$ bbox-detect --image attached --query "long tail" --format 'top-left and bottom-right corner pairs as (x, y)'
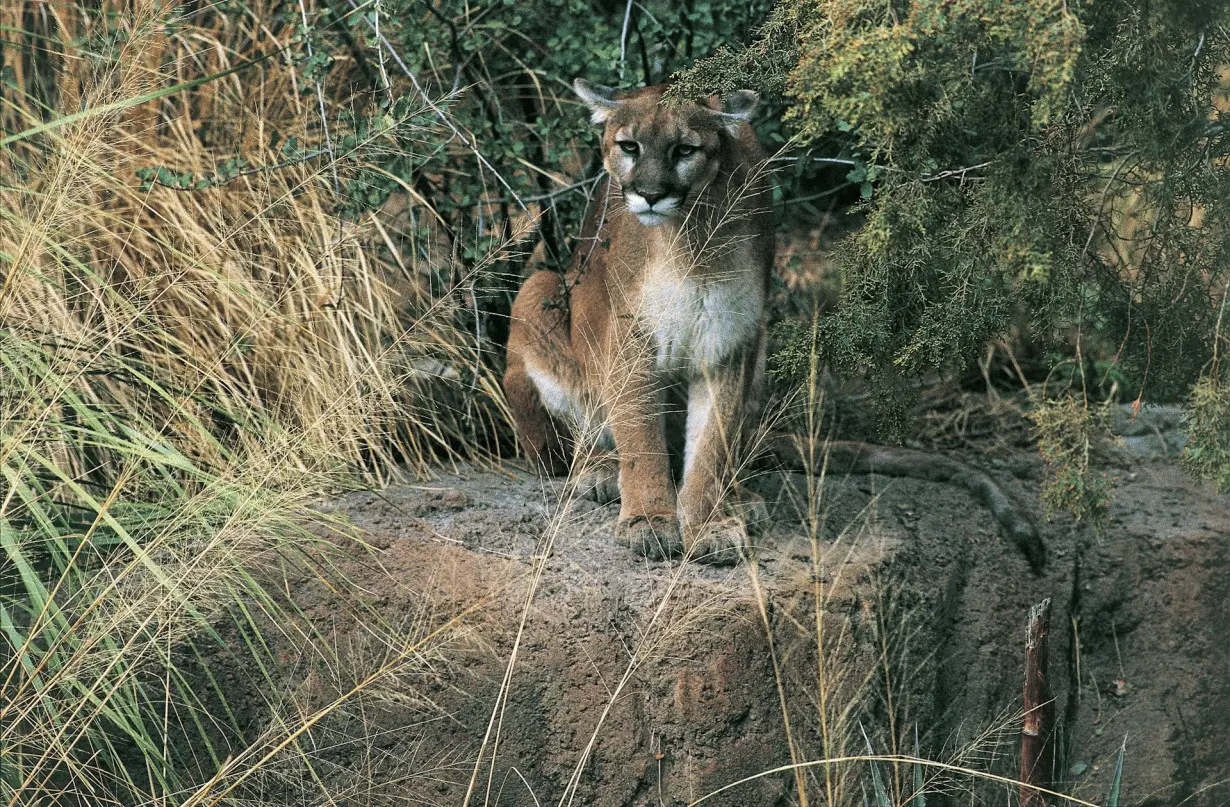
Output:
(769, 436), (1046, 573)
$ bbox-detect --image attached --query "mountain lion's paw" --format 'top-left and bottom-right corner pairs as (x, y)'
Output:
(616, 513), (682, 560)
(685, 516), (752, 566)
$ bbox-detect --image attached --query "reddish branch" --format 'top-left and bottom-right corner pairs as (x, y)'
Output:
(1021, 598), (1055, 807)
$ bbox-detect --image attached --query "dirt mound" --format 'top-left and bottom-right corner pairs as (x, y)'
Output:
(196, 425), (1230, 807)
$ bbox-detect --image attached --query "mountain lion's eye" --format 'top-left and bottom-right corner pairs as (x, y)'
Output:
(617, 141), (639, 155)
(675, 144), (698, 159)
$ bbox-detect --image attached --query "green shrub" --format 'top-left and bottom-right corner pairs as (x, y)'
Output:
(1183, 376), (1230, 492)
(675, 0), (1230, 492)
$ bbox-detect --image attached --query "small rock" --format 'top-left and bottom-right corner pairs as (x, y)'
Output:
(437, 488), (471, 509)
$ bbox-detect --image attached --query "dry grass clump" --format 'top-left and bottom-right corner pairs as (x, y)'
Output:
(1, 1), (494, 802)
(2, 0), (499, 486)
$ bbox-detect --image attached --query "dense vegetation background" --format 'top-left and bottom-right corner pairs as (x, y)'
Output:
(673, 0), (1230, 514)
(1, 0), (1227, 803)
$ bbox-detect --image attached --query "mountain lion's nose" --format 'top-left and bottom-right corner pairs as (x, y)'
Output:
(638, 190), (666, 206)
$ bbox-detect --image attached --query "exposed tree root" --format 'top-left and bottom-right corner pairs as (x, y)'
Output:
(768, 436), (1046, 573)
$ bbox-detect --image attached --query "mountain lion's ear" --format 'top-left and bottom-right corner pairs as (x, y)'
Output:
(573, 78), (622, 125)
(713, 90), (760, 134)
(722, 90), (759, 120)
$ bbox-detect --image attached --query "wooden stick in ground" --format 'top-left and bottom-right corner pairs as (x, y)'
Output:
(1021, 598), (1055, 807)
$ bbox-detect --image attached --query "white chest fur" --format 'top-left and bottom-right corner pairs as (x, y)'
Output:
(637, 250), (763, 376)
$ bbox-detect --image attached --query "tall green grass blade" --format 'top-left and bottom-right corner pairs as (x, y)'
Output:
(860, 722), (891, 807)
(1108, 735), (1127, 807)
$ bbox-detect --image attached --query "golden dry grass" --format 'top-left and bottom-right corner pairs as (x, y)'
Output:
(1, 1), (500, 802)
(1, 0), (505, 487)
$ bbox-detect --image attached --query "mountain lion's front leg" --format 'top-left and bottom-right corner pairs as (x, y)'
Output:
(678, 352), (758, 565)
(600, 331), (681, 560)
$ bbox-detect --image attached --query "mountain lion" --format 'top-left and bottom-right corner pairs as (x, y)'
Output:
(502, 79), (1046, 572)
(503, 79), (773, 564)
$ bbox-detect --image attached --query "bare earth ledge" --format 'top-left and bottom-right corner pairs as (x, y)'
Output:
(196, 438), (1230, 807)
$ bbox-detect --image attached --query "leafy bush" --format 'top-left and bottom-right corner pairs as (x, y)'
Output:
(676, 0), (1230, 486)
(1027, 397), (1113, 523)
(1183, 376), (1230, 492)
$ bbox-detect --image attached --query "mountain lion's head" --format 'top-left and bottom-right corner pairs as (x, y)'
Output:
(573, 80), (759, 227)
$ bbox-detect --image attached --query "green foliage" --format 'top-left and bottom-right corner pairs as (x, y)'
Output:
(679, 0), (1230, 493)
(1182, 376), (1230, 492)
(1027, 396), (1113, 524)
(136, 155), (251, 190)
(768, 316), (820, 385)
(786, 0), (1085, 148)
(667, 1), (803, 101)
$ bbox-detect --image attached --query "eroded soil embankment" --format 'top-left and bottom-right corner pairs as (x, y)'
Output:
(192, 436), (1230, 807)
